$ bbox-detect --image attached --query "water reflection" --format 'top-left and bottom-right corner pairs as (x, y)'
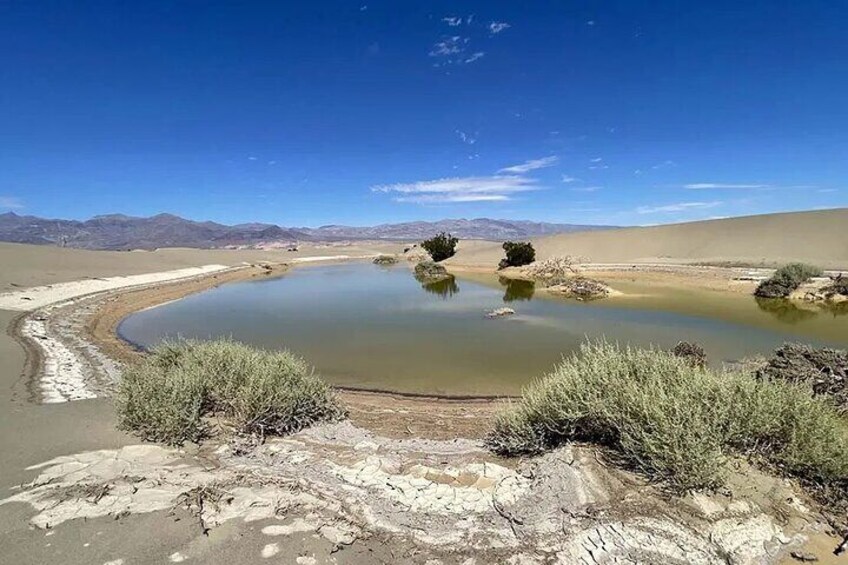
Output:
(755, 297), (848, 323)
(499, 277), (535, 302)
(822, 301), (848, 318)
(420, 276), (460, 298)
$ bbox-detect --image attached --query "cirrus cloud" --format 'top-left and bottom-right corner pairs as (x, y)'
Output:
(684, 183), (769, 190)
(636, 201), (723, 214)
(498, 156), (558, 174)
(372, 175), (539, 204)
(489, 21), (510, 34)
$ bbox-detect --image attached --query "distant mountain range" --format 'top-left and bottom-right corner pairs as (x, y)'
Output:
(0, 212), (616, 250)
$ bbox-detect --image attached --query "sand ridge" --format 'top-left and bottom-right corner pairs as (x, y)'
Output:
(447, 208), (848, 269)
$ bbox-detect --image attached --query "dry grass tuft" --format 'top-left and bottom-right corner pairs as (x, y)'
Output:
(487, 341), (848, 493)
(116, 339), (346, 445)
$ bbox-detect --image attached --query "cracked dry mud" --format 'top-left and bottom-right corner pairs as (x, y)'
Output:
(2, 420), (827, 564)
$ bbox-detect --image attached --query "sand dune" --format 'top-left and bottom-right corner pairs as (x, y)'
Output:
(448, 208), (848, 269)
(0, 241), (404, 292)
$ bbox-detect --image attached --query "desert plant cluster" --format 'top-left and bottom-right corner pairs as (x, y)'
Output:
(754, 262), (824, 298)
(756, 343), (847, 413)
(499, 241), (536, 269)
(821, 273), (848, 298)
(421, 232), (459, 262)
(116, 339), (346, 445)
(486, 341), (848, 494)
(520, 256), (580, 284)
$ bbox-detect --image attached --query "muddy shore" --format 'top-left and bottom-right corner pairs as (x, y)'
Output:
(16, 259), (501, 439)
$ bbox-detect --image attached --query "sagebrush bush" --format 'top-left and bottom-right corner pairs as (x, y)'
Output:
(754, 263), (824, 298)
(116, 339), (346, 445)
(421, 232), (459, 262)
(499, 241), (536, 269)
(486, 341), (848, 491)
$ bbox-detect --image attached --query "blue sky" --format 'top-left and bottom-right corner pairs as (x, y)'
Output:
(1, 1), (846, 227)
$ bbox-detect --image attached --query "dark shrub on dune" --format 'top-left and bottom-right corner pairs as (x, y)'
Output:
(499, 241), (536, 269)
(421, 232), (458, 262)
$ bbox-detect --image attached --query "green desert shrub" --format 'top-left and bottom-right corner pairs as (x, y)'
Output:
(486, 341), (848, 491)
(421, 232), (459, 262)
(754, 263), (824, 298)
(116, 339), (346, 445)
(499, 241), (536, 269)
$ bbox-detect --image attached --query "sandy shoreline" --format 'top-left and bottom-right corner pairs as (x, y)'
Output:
(7, 255), (784, 436)
(11, 257), (503, 438)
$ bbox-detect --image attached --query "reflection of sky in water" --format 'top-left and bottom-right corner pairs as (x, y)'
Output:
(119, 263), (848, 395)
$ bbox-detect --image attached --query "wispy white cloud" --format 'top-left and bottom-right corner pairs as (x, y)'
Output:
(561, 175), (579, 183)
(636, 201), (722, 214)
(650, 160), (677, 170)
(684, 183), (769, 190)
(489, 21), (510, 34)
(429, 36), (484, 65)
(0, 196), (24, 210)
(442, 16), (463, 26)
(430, 36), (466, 57)
(817, 188), (838, 193)
(590, 157), (603, 163)
(372, 175), (539, 204)
(455, 130), (478, 145)
(498, 156), (559, 174)
(571, 186), (602, 193)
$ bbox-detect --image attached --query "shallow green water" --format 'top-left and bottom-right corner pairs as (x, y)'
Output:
(118, 263), (848, 396)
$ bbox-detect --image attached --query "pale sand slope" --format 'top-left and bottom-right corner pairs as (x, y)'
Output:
(0, 240), (406, 291)
(446, 208), (848, 269)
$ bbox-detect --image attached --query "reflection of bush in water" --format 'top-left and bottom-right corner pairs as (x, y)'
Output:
(756, 297), (848, 323)
(820, 300), (848, 318)
(421, 276), (459, 298)
(755, 297), (818, 323)
(499, 277), (535, 302)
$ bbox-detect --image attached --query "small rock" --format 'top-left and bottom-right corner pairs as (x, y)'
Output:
(414, 261), (451, 282)
(790, 550), (818, 562)
(261, 543), (280, 558)
(486, 307), (515, 318)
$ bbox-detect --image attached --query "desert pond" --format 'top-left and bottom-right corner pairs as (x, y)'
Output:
(119, 263), (848, 396)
